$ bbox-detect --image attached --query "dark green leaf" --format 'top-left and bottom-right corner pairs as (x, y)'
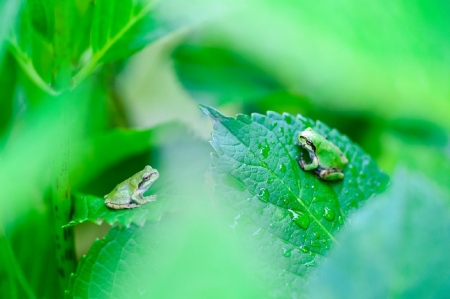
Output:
(308, 170), (450, 298)
(200, 105), (388, 287)
(173, 43), (282, 104)
(70, 123), (187, 189)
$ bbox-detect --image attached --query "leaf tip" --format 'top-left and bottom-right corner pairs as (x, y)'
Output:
(198, 104), (225, 123)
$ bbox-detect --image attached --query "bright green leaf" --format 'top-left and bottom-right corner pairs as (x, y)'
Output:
(308, 170), (450, 298)
(90, 0), (174, 63)
(65, 193), (165, 228)
(68, 202), (268, 299)
(200, 105), (388, 287)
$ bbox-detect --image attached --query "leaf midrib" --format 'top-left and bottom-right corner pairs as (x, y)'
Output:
(217, 113), (338, 244)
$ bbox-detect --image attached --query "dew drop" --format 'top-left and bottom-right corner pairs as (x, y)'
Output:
(299, 245), (310, 253)
(257, 188), (270, 202)
(259, 145), (270, 158)
(310, 240), (321, 247)
(288, 209), (310, 230)
(279, 164), (287, 172)
(282, 248), (292, 257)
(323, 207), (335, 221)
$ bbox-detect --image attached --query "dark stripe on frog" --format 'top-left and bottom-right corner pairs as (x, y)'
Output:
(299, 136), (317, 152)
(138, 172), (155, 189)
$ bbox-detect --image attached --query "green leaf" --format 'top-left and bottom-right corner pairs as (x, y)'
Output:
(70, 122), (188, 189)
(209, 0), (450, 131)
(200, 105), (388, 284)
(67, 204), (268, 298)
(307, 170), (450, 298)
(67, 225), (152, 299)
(172, 43), (282, 105)
(64, 193), (165, 228)
(90, 0), (173, 63)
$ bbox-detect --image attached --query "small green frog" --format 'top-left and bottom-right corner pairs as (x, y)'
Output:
(104, 165), (159, 209)
(297, 128), (348, 180)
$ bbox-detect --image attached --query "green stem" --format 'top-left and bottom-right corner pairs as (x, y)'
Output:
(7, 39), (60, 96)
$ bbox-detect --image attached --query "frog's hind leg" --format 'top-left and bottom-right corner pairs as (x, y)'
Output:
(318, 168), (344, 180)
(133, 195), (157, 205)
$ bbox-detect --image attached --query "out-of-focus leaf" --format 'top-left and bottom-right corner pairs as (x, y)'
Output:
(70, 0), (94, 67)
(0, 53), (17, 143)
(308, 170), (450, 298)
(70, 122), (187, 189)
(3, 208), (60, 299)
(90, 0), (176, 63)
(68, 202), (268, 299)
(27, 0), (54, 41)
(200, 105), (388, 294)
(0, 0), (21, 55)
(193, 0), (450, 130)
(172, 43), (282, 105)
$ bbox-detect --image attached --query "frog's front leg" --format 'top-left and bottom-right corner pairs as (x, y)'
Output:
(297, 152), (319, 171)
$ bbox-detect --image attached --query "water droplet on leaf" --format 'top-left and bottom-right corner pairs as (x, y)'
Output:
(259, 145), (270, 158)
(288, 209), (310, 230)
(282, 248), (292, 257)
(323, 207), (335, 221)
(257, 188), (270, 202)
(279, 164), (286, 172)
(299, 245), (310, 253)
(311, 240), (321, 247)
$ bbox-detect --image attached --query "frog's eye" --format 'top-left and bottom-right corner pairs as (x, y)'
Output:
(142, 174), (151, 181)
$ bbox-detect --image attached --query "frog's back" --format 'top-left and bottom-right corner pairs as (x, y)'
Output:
(316, 142), (347, 169)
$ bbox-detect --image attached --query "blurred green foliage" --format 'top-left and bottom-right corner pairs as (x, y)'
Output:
(1, 0), (449, 298)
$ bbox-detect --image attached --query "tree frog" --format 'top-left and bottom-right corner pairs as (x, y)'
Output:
(104, 165), (159, 209)
(297, 128), (348, 180)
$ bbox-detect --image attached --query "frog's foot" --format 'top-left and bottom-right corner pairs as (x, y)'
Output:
(297, 154), (306, 170)
(105, 202), (139, 209)
(317, 168), (344, 181)
(138, 195), (157, 204)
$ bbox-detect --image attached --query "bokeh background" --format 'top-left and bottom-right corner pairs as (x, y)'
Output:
(1, 0), (449, 298)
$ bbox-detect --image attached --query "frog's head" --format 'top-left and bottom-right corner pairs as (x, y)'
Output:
(138, 166), (159, 192)
(298, 127), (318, 153)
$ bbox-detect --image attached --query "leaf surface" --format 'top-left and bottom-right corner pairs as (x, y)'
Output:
(200, 105), (389, 286)
(307, 170), (450, 298)
(65, 193), (164, 228)
(90, 0), (174, 63)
